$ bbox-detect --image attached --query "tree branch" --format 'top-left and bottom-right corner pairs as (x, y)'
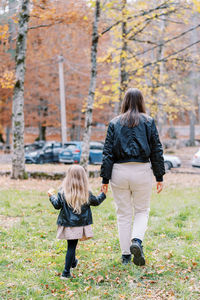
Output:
(157, 17), (184, 24)
(101, 0), (175, 35)
(130, 23), (200, 58)
(170, 57), (200, 65)
(28, 20), (63, 30)
(131, 40), (200, 74)
(128, 38), (158, 45)
(127, 19), (152, 39)
(127, 9), (178, 39)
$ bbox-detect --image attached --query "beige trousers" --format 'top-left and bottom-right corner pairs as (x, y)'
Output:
(110, 162), (153, 255)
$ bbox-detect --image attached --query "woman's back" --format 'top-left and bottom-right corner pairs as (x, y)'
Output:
(101, 112), (165, 183)
(111, 114), (152, 162)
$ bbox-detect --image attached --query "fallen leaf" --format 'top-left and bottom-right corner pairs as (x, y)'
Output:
(96, 275), (104, 283)
(115, 277), (121, 284)
(157, 269), (165, 274)
(84, 286), (92, 292)
(149, 280), (157, 284)
(166, 250), (173, 259)
(192, 261), (198, 267)
(25, 258), (32, 262)
(67, 291), (74, 297)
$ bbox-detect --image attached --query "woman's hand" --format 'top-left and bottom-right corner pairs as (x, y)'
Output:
(48, 188), (56, 197)
(101, 184), (108, 194)
(156, 182), (163, 194)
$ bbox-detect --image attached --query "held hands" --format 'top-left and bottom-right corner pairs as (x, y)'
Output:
(101, 184), (108, 194)
(156, 182), (163, 194)
(101, 183), (163, 194)
(47, 188), (56, 197)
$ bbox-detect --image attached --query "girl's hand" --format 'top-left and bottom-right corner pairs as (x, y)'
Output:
(101, 184), (108, 194)
(156, 182), (163, 194)
(48, 188), (56, 197)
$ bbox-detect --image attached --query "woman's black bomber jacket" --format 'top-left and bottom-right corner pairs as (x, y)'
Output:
(49, 191), (106, 227)
(100, 114), (165, 183)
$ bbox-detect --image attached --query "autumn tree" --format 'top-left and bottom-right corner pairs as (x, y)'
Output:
(0, 0), (16, 145)
(80, 0), (101, 170)
(12, 0), (30, 179)
(24, 0), (94, 141)
(95, 0), (200, 140)
(1, 0), (200, 169)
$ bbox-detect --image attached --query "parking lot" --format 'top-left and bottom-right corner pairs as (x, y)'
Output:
(0, 146), (200, 174)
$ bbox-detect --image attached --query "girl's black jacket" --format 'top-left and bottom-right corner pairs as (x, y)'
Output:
(100, 114), (165, 183)
(49, 191), (106, 227)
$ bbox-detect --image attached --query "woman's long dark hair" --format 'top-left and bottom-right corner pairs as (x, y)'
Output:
(121, 88), (146, 127)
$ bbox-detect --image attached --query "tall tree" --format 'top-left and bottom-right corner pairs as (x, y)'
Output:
(189, 12), (198, 146)
(12, 0), (30, 179)
(118, 0), (128, 114)
(80, 0), (101, 170)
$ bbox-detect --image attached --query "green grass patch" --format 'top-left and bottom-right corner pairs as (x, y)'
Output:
(0, 186), (200, 299)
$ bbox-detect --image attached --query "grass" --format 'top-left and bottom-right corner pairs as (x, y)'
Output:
(0, 185), (200, 299)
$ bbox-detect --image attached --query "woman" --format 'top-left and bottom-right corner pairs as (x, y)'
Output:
(100, 88), (165, 266)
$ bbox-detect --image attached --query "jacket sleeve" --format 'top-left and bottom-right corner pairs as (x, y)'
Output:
(149, 119), (165, 182)
(100, 122), (115, 183)
(49, 192), (63, 210)
(88, 192), (106, 206)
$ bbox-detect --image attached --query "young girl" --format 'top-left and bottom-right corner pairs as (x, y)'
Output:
(48, 165), (106, 279)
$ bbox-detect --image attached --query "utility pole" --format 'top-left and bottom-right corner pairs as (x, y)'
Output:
(58, 55), (67, 145)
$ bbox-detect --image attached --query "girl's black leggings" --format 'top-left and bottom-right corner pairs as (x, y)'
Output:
(64, 239), (78, 274)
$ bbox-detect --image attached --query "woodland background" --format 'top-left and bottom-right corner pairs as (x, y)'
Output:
(1, 1), (200, 298)
(0, 0), (200, 145)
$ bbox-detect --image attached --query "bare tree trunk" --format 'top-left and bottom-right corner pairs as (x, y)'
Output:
(80, 0), (100, 171)
(189, 13), (198, 146)
(168, 119), (176, 139)
(156, 18), (166, 135)
(12, 0), (30, 179)
(76, 110), (82, 141)
(6, 126), (11, 146)
(189, 110), (195, 145)
(37, 98), (47, 141)
(118, 0), (128, 114)
(198, 97), (200, 124)
(38, 125), (46, 141)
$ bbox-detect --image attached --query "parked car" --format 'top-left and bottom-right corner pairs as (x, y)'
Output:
(163, 154), (181, 171)
(25, 141), (62, 164)
(24, 141), (45, 153)
(59, 141), (104, 164)
(192, 148), (200, 167)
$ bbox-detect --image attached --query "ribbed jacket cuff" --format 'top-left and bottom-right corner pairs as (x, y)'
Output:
(156, 176), (163, 182)
(102, 178), (109, 184)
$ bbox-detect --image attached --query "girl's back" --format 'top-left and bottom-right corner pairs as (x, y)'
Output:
(48, 165), (106, 279)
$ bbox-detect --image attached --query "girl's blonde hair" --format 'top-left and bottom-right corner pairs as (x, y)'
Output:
(61, 165), (89, 214)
